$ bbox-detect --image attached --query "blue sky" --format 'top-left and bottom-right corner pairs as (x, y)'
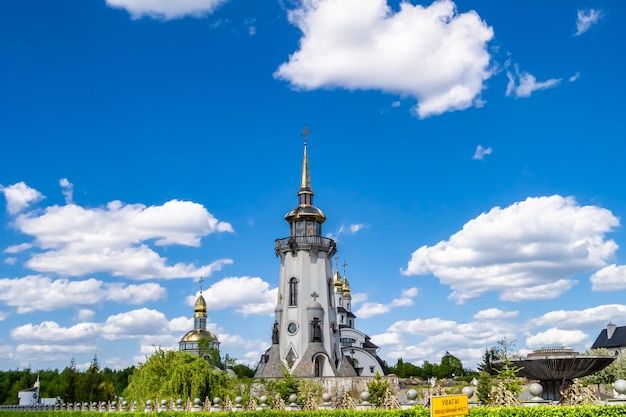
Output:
(1, 0), (625, 372)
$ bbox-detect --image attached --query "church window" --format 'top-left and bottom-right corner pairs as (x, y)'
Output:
(340, 338), (356, 347)
(327, 279), (333, 307)
(314, 355), (324, 377)
(289, 277), (298, 306)
(286, 348), (297, 368)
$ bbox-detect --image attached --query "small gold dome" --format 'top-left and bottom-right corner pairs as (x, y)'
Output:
(342, 278), (351, 297)
(194, 294), (207, 315)
(333, 270), (343, 288)
(284, 205), (327, 223)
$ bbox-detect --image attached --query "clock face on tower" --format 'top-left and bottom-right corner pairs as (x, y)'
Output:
(287, 322), (298, 335)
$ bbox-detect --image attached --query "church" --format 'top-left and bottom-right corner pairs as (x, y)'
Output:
(178, 283), (221, 358)
(255, 135), (386, 378)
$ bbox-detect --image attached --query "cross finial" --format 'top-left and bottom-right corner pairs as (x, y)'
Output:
(301, 124), (310, 146)
(341, 261), (348, 277)
(334, 255), (340, 273)
(311, 291), (319, 302)
(199, 276), (204, 293)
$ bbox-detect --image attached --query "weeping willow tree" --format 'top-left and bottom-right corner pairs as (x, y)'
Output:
(123, 347), (231, 402)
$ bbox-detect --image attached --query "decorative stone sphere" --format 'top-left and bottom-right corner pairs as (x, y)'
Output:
(235, 396), (243, 404)
(529, 383), (544, 398)
(322, 393), (331, 402)
(407, 389), (418, 401)
(213, 397), (221, 405)
(360, 391), (371, 402)
(288, 394), (298, 404)
(461, 386), (474, 397)
(145, 400), (152, 406)
(176, 399), (182, 406)
(259, 395), (268, 404)
(614, 379), (626, 396)
(194, 398), (201, 406)
(161, 400), (167, 406)
(111, 401), (117, 407)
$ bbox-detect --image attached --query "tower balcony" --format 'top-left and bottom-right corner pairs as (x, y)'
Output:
(275, 236), (336, 255)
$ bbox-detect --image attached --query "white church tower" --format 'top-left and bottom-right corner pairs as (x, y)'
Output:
(255, 133), (357, 378)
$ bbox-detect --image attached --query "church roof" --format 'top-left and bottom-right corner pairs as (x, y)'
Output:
(194, 294), (207, 315)
(591, 325), (626, 349)
(179, 329), (219, 343)
(284, 142), (327, 224)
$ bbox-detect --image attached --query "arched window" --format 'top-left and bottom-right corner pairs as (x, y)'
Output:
(314, 355), (324, 377)
(289, 277), (298, 306)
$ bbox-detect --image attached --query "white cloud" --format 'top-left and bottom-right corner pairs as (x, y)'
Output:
(506, 64), (561, 98)
(0, 311), (7, 321)
(101, 308), (171, 340)
(4, 243), (32, 254)
(59, 178), (74, 205)
(354, 287), (417, 318)
(590, 264), (626, 291)
(384, 317), (516, 365)
(275, 0), (494, 118)
(472, 144), (492, 160)
(11, 321), (100, 343)
(0, 275), (166, 313)
(105, 282), (167, 304)
(532, 304), (626, 330)
(187, 276), (277, 316)
(525, 327), (589, 349)
(77, 309), (96, 321)
(575, 9), (601, 36)
(0, 182), (43, 214)
(4, 257), (17, 265)
(349, 224), (366, 234)
(402, 195), (618, 304)
(11, 196), (233, 279)
(473, 308), (518, 320)
(105, 0), (227, 20)
(569, 72), (580, 82)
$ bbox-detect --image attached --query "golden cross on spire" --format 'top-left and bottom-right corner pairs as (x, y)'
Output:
(342, 261), (348, 277)
(301, 124), (310, 146)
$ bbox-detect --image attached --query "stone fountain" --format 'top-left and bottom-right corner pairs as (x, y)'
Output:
(510, 348), (616, 401)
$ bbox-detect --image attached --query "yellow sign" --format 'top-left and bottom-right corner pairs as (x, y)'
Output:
(431, 394), (469, 417)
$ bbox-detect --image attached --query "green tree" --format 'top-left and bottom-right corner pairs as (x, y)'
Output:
(366, 372), (389, 406)
(475, 371), (494, 405)
(493, 338), (523, 395)
(198, 339), (223, 369)
(477, 347), (499, 375)
(268, 369), (300, 401)
(582, 348), (626, 384)
(230, 364), (255, 379)
(439, 351), (464, 378)
(123, 348), (231, 402)
(76, 355), (104, 402)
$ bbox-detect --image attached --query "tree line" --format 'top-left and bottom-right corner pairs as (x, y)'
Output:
(0, 356), (133, 405)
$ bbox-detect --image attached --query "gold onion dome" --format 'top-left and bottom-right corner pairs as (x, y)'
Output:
(194, 293), (207, 315)
(342, 278), (351, 298)
(333, 270), (343, 289)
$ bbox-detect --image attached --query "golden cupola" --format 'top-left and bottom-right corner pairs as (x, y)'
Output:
(334, 270), (344, 291)
(179, 289), (219, 353)
(342, 277), (351, 298)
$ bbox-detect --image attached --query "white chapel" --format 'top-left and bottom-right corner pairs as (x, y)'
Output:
(255, 134), (386, 378)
